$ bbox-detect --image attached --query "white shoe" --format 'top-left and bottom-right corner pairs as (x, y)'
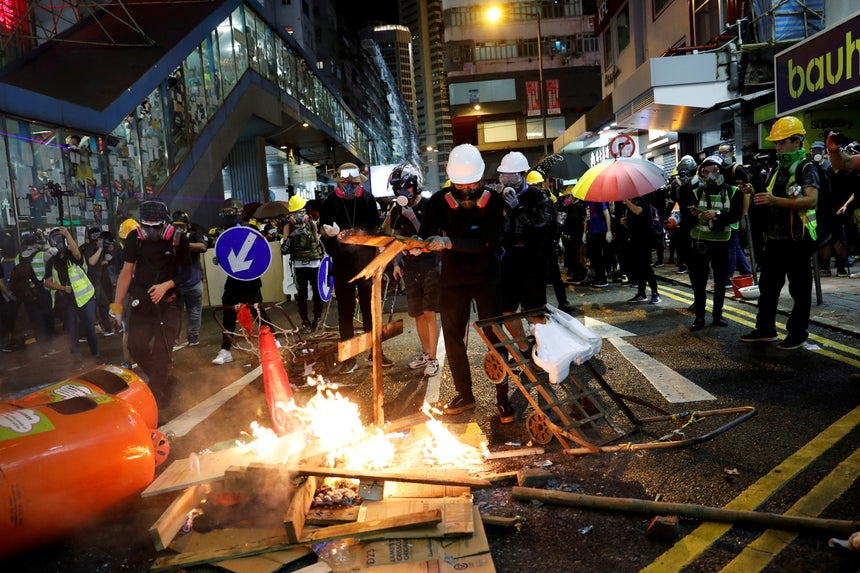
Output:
(424, 358), (440, 377)
(275, 337), (282, 349)
(212, 349), (233, 365)
(408, 352), (430, 369)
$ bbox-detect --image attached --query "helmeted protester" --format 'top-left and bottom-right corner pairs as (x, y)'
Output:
(420, 144), (513, 423)
(740, 116), (819, 350)
(383, 163), (442, 377)
(282, 194), (324, 334)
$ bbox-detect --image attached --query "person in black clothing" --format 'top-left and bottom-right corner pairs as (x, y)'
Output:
(670, 155), (699, 275)
(384, 163), (441, 377)
(210, 198), (273, 366)
(559, 192), (588, 283)
(717, 144), (753, 284)
(741, 116), (819, 350)
(80, 226), (113, 336)
(420, 144), (511, 423)
(319, 162), (389, 373)
(621, 196), (662, 304)
(112, 200), (191, 407)
(171, 211), (209, 346)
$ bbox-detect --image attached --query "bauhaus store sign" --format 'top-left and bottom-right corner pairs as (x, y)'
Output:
(775, 12), (860, 116)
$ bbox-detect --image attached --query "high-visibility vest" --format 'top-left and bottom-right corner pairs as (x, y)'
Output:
(766, 159), (817, 241)
(52, 259), (95, 308)
(690, 185), (732, 241)
(16, 250), (48, 281)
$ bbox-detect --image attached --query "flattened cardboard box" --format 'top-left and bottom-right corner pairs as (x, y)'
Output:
(357, 497), (474, 539)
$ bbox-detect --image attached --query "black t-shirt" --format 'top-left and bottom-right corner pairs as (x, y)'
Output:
(625, 197), (653, 240)
(123, 235), (191, 305)
(388, 197), (439, 272)
(318, 190), (382, 273)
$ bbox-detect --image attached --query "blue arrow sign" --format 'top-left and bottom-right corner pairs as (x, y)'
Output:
(214, 226), (272, 281)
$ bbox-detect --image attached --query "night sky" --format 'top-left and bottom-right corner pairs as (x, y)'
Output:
(335, 0), (400, 28)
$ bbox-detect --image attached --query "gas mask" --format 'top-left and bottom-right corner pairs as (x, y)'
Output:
(139, 222), (166, 241)
(701, 168), (723, 187)
(219, 209), (242, 228)
(811, 149), (825, 164)
(48, 230), (66, 254)
(340, 182), (358, 200)
(289, 212), (309, 227)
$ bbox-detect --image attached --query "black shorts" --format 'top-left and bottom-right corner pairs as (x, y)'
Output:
(404, 265), (440, 317)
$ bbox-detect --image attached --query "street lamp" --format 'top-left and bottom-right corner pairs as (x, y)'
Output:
(487, 2), (548, 155)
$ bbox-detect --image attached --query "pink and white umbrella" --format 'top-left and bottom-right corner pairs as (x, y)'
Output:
(571, 157), (667, 202)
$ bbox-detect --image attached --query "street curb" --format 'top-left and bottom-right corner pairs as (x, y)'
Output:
(654, 273), (860, 339)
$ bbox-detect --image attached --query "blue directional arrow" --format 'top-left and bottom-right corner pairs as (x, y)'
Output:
(214, 226), (272, 281)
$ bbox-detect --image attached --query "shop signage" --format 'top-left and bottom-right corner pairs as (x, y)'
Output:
(546, 80), (560, 115)
(526, 81), (540, 116)
(775, 12), (860, 115)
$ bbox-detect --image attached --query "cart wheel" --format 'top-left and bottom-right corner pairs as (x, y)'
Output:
(526, 412), (554, 445)
(483, 352), (507, 384)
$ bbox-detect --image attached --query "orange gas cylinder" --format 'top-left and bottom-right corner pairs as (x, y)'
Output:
(6, 365), (158, 429)
(0, 395), (155, 558)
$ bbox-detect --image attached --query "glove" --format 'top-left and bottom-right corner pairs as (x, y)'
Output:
(321, 223), (340, 238)
(502, 187), (518, 209)
(426, 236), (452, 251)
(109, 302), (123, 318)
(606, 230), (614, 244)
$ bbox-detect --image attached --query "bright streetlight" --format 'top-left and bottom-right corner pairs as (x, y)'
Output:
(486, 2), (547, 155)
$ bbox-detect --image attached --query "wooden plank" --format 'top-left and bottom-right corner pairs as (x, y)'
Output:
(149, 484), (209, 551)
(337, 320), (403, 361)
(305, 505), (361, 525)
(485, 447), (545, 460)
(286, 465), (490, 489)
(299, 509), (442, 543)
(151, 532), (297, 572)
(283, 475), (316, 543)
(358, 497), (474, 539)
(477, 471), (519, 483)
(371, 269), (385, 425)
(479, 515), (522, 527)
(383, 481), (470, 499)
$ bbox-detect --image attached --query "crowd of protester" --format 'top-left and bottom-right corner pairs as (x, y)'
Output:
(1, 119), (857, 424)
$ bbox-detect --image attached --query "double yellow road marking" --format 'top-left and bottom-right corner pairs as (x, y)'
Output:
(659, 285), (860, 368)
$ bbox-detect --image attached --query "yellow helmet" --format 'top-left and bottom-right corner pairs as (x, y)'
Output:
(525, 171), (544, 185)
(561, 184), (576, 196)
(766, 116), (806, 141)
(288, 195), (307, 212)
(118, 218), (139, 240)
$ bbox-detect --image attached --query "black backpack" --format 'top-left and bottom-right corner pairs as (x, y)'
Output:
(648, 203), (664, 236)
(9, 258), (39, 303)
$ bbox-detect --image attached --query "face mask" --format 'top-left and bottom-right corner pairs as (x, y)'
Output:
(777, 148), (806, 168)
(812, 152), (824, 164)
(140, 223), (165, 241)
(221, 214), (242, 227)
(703, 171), (720, 186)
(341, 182), (358, 199)
(395, 188), (414, 207)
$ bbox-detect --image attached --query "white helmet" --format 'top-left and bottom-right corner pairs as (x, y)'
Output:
(498, 151), (530, 174)
(446, 144), (485, 184)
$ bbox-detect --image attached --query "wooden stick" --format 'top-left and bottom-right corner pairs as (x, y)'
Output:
(148, 484), (209, 551)
(300, 509), (442, 543)
(480, 514), (523, 527)
(510, 487), (860, 536)
(284, 465), (491, 488)
(486, 447), (545, 459)
(150, 534), (295, 571)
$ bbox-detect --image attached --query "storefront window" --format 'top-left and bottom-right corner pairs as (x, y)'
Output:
(202, 32), (223, 116)
(165, 67), (191, 164)
(137, 89), (169, 195)
(216, 18), (238, 92)
(184, 47), (208, 135)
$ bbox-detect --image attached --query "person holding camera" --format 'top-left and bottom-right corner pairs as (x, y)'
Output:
(80, 227), (114, 336)
(44, 226), (100, 361)
(171, 210), (209, 347)
(681, 155), (742, 331)
(111, 200), (191, 409)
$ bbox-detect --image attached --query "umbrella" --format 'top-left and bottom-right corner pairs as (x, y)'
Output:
(571, 157), (667, 202)
(533, 153), (589, 180)
(253, 201), (291, 219)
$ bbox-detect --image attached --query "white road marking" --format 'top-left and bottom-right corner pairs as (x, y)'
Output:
(583, 316), (636, 338)
(606, 336), (715, 403)
(160, 365), (262, 437)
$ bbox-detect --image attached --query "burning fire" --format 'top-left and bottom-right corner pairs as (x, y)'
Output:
(237, 375), (488, 472)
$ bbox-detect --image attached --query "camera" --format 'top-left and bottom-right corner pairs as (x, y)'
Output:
(45, 180), (64, 199)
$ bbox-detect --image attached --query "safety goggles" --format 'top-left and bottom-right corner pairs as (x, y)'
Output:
(339, 167), (361, 179)
(676, 170), (694, 178)
(219, 208), (241, 217)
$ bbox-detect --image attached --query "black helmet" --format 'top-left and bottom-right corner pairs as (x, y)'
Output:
(222, 198), (243, 211)
(139, 200), (170, 224)
(388, 163), (423, 195)
(171, 210), (190, 225)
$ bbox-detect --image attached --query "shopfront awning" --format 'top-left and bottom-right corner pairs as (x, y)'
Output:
(696, 88), (775, 116)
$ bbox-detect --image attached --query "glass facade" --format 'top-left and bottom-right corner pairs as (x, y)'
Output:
(0, 2), (377, 255)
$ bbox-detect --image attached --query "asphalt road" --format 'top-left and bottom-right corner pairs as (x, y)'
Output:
(1, 279), (859, 573)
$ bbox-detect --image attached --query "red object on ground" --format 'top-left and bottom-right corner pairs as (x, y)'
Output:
(259, 325), (294, 435)
(237, 303), (254, 334)
(0, 395), (155, 558)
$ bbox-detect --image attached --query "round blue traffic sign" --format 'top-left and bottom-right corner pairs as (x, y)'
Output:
(214, 226), (272, 281)
(317, 256), (334, 301)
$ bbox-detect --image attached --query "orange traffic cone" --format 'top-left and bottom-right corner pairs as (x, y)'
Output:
(259, 325), (294, 435)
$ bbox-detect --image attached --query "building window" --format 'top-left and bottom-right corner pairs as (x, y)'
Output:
(603, 26), (613, 68)
(483, 119), (518, 143)
(654, 0), (673, 18)
(617, 5), (630, 54)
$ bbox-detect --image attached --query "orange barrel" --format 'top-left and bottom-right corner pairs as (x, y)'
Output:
(6, 365), (158, 429)
(0, 395), (155, 558)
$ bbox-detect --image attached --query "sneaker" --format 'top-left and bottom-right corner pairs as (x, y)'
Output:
(649, 294), (662, 304)
(103, 330), (116, 337)
(498, 402), (516, 424)
(337, 357), (358, 374)
(212, 349), (233, 365)
(836, 269), (849, 277)
(409, 352), (430, 369)
(423, 358), (440, 377)
(627, 294), (648, 303)
(300, 322), (312, 335)
(777, 334), (808, 351)
(443, 394), (476, 415)
(740, 330), (779, 343)
(653, 262), (664, 268)
(676, 266), (689, 275)
(188, 336), (199, 347)
(368, 352), (394, 368)
(592, 281), (609, 288)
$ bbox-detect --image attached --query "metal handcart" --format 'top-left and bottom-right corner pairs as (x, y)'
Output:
(473, 306), (757, 456)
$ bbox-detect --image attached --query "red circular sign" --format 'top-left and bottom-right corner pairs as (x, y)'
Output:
(609, 134), (636, 158)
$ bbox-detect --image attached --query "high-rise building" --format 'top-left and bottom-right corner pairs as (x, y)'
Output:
(369, 25), (419, 125)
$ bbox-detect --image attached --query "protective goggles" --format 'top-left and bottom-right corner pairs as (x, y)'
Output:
(676, 170), (695, 178)
(339, 167), (361, 179)
(219, 208), (241, 217)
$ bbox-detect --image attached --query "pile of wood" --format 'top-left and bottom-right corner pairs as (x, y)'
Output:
(143, 417), (498, 572)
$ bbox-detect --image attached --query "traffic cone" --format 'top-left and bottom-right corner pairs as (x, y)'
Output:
(259, 325), (294, 435)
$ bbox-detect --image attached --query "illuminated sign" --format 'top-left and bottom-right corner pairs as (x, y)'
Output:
(775, 12), (860, 115)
